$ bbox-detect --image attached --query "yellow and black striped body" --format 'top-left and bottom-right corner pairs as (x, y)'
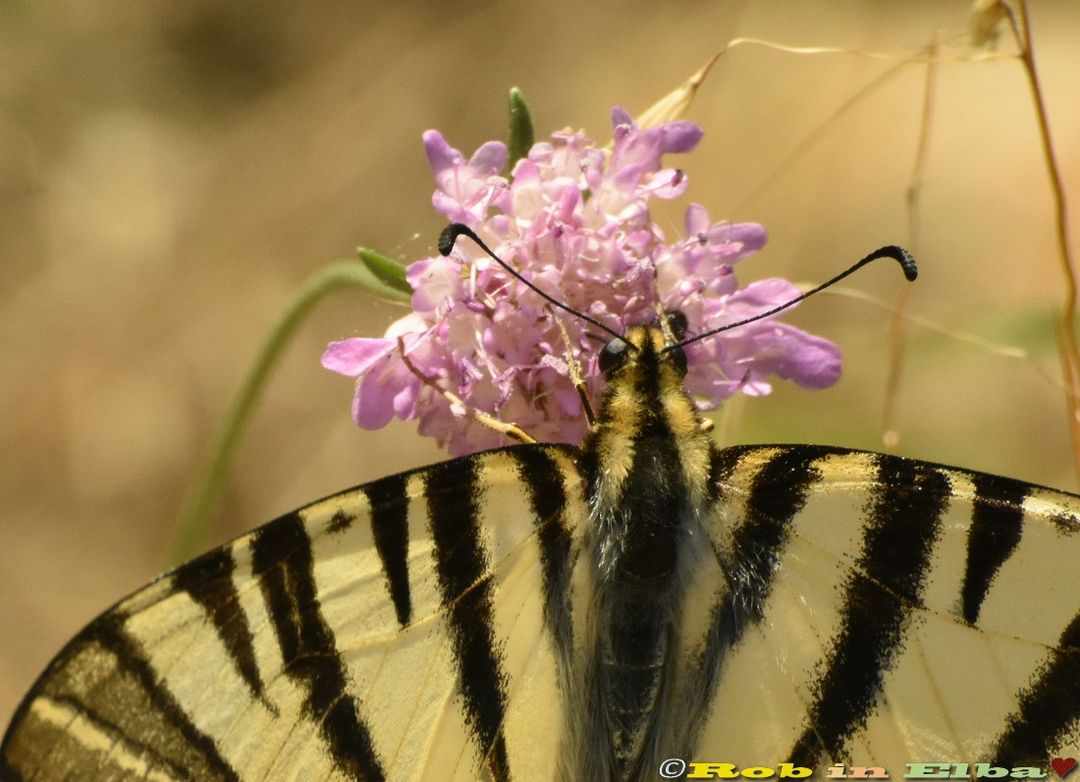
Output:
(4, 324), (1080, 780)
(570, 325), (715, 780)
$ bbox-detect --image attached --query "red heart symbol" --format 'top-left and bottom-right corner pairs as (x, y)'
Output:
(1052, 758), (1078, 779)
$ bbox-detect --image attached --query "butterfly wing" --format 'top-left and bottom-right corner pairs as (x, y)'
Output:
(1, 444), (586, 782)
(689, 445), (1080, 768)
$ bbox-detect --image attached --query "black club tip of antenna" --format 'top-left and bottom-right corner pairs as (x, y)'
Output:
(875, 244), (918, 281)
(438, 223), (473, 257)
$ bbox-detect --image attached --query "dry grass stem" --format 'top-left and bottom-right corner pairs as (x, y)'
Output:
(882, 36), (940, 449)
(1003, 0), (1080, 479)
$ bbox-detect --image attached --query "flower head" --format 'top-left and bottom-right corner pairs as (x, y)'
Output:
(323, 108), (841, 455)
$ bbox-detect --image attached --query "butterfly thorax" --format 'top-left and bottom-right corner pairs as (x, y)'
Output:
(581, 325), (714, 579)
(571, 324), (717, 779)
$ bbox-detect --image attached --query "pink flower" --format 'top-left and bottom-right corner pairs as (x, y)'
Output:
(323, 110), (841, 455)
(424, 131), (507, 226)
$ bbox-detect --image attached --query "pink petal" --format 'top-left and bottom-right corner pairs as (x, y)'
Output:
(610, 106), (634, 129)
(406, 258), (435, 289)
(385, 312), (429, 340)
(752, 323), (843, 389)
(431, 190), (469, 223)
(409, 256), (462, 312)
(646, 168), (688, 199)
(685, 203), (710, 236)
(352, 368), (397, 429)
(659, 120), (703, 154)
(555, 185), (580, 221)
(729, 278), (801, 310)
(614, 162), (648, 191)
(422, 130), (463, 176)
(553, 383), (582, 416)
(392, 378), (420, 418)
(469, 141), (508, 173)
(712, 222), (767, 256)
(321, 338), (394, 376)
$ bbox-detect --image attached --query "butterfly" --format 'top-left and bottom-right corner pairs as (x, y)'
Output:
(3, 225), (1079, 781)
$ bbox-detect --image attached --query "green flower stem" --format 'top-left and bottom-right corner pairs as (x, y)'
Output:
(170, 260), (408, 564)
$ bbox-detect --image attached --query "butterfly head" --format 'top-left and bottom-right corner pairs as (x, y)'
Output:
(598, 310), (689, 385)
(591, 310), (707, 458)
(585, 310), (716, 537)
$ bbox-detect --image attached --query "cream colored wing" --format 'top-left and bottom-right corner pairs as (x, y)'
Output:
(1, 444), (586, 782)
(685, 445), (1080, 770)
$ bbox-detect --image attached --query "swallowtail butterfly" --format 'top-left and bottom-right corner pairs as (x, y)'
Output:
(3, 226), (1079, 781)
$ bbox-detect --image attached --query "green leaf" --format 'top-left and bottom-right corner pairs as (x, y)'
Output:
(357, 247), (412, 297)
(507, 86), (535, 170)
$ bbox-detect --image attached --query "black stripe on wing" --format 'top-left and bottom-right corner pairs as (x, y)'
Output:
(509, 447), (575, 663)
(2, 612), (241, 781)
(252, 513), (385, 782)
(1052, 513), (1080, 536)
(993, 612), (1080, 765)
(725, 446), (833, 626)
(682, 445), (830, 754)
(363, 472), (413, 627)
(426, 457), (512, 782)
(39, 694), (191, 779)
(790, 454), (951, 766)
(961, 473), (1029, 625)
(93, 615), (241, 781)
(174, 547), (272, 712)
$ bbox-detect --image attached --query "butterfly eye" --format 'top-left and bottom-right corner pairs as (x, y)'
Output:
(663, 310), (688, 342)
(599, 338), (631, 376)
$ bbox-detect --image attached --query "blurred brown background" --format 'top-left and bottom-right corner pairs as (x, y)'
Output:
(2, 1), (1078, 727)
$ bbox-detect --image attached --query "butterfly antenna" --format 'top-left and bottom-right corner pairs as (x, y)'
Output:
(664, 244), (918, 353)
(439, 223), (626, 344)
